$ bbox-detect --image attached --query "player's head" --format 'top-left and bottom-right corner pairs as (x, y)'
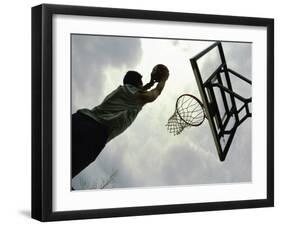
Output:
(123, 71), (143, 88)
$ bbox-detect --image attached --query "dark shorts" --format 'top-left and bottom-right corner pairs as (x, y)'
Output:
(71, 112), (108, 178)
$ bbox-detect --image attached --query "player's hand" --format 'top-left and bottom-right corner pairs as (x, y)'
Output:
(159, 71), (169, 82)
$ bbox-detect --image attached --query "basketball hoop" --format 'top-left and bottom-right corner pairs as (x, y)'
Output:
(166, 94), (206, 135)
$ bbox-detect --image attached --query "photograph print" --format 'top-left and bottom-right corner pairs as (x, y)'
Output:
(71, 34), (252, 191)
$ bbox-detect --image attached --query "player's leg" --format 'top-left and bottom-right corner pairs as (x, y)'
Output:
(71, 112), (108, 178)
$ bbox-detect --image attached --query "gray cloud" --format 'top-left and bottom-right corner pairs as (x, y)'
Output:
(223, 42), (252, 77)
(172, 40), (179, 46)
(71, 35), (142, 112)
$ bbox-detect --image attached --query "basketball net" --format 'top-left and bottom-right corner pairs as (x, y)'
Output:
(166, 94), (205, 135)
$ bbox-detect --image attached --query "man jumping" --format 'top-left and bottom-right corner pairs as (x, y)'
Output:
(72, 64), (169, 178)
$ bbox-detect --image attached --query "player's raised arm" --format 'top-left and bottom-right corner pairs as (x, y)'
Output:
(142, 79), (155, 91)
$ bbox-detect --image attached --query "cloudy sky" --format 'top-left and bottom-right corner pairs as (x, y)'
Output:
(71, 34), (252, 190)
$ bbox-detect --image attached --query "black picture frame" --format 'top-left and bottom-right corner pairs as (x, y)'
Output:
(32, 3), (274, 222)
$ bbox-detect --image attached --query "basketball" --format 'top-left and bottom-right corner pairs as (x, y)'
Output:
(151, 64), (169, 82)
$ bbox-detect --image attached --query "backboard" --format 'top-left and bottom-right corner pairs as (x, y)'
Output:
(190, 42), (252, 161)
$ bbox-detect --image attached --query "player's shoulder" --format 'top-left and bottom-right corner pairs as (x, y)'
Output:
(123, 84), (143, 95)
